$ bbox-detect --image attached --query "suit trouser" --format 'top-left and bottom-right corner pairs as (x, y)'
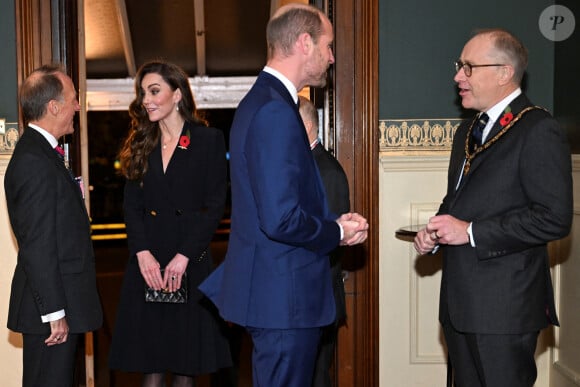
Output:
(247, 326), (321, 387)
(442, 322), (539, 387)
(311, 322), (338, 387)
(22, 333), (80, 387)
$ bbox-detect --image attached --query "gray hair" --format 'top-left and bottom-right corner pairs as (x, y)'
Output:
(20, 64), (65, 123)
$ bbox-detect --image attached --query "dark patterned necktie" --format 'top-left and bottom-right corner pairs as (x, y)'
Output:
(471, 112), (489, 147)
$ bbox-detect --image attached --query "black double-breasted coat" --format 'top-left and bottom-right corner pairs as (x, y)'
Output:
(109, 121), (231, 375)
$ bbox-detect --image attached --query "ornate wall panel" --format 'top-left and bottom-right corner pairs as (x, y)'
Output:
(379, 118), (462, 154)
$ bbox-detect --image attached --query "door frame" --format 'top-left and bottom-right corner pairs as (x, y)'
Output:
(332, 0), (379, 385)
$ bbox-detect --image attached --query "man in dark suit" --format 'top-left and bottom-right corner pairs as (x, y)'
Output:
(4, 65), (103, 387)
(299, 96), (350, 387)
(414, 29), (572, 387)
(199, 4), (368, 387)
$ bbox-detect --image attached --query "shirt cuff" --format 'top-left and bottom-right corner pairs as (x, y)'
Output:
(41, 309), (65, 323)
(336, 221), (344, 240)
(467, 222), (476, 247)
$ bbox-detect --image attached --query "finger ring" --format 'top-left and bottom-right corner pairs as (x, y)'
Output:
(171, 276), (176, 281)
(435, 231), (440, 239)
(55, 337), (61, 341)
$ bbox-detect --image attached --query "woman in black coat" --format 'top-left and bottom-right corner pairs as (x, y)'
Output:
(109, 60), (231, 387)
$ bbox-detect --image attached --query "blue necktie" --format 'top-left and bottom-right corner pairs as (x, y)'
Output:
(472, 113), (489, 148)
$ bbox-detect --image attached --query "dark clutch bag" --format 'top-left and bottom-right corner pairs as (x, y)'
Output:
(145, 270), (187, 304)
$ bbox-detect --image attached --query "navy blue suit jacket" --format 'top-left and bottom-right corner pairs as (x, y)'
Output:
(200, 71), (340, 329)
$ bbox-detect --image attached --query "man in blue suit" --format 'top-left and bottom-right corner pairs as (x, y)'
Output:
(199, 3), (368, 387)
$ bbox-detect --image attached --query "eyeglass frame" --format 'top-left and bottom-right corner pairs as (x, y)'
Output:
(454, 60), (506, 77)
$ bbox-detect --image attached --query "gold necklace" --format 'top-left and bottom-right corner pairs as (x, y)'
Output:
(161, 134), (178, 150)
(462, 105), (546, 176)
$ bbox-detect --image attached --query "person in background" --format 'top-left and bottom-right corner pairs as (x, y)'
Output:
(109, 60), (231, 387)
(4, 64), (103, 387)
(298, 95), (350, 387)
(414, 29), (573, 387)
(199, 4), (368, 387)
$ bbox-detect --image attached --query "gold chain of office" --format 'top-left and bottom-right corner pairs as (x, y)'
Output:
(463, 105), (548, 175)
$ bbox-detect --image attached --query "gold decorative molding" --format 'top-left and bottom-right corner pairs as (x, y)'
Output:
(0, 122), (20, 154)
(379, 118), (463, 154)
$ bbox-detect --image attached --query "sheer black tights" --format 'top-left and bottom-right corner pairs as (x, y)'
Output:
(142, 373), (194, 387)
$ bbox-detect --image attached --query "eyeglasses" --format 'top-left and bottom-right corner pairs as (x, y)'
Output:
(454, 61), (506, 77)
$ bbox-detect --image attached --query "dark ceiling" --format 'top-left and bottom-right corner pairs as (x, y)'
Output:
(85, 0), (273, 79)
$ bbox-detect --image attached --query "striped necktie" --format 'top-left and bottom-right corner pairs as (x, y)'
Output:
(471, 112), (489, 148)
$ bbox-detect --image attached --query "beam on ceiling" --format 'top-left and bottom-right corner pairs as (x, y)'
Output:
(115, 0), (136, 77)
(86, 76), (256, 111)
(271, 0), (308, 16)
(193, 0), (206, 76)
(270, 0), (280, 17)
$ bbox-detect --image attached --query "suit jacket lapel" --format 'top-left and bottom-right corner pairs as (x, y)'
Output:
(460, 94), (533, 180)
(27, 129), (88, 211)
(150, 121), (190, 204)
(148, 138), (174, 204)
(161, 121), (188, 178)
(486, 94), (532, 141)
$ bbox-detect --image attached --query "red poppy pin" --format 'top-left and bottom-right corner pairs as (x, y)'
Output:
(499, 106), (513, 127)
(178, 130), (191, 150)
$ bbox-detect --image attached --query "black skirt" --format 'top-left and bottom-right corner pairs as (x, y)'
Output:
(108, 253), (232, 375)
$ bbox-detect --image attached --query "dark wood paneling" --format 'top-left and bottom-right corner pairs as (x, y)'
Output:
(333, 0), (379, 386)
(15, 0), (51, 129)
(16, 0), (83, 173)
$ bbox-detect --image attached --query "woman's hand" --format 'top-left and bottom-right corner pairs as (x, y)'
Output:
(136, 250), (162, 290)
(163, 253), (190, 292)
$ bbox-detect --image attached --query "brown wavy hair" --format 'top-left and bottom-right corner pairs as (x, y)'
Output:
(118, 60), (207, 181)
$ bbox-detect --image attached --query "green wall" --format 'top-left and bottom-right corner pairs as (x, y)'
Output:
(379, 0), (557, 120)
(0, 0), (18, 121)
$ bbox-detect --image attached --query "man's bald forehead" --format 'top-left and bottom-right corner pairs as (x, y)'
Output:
(272, 3), (318, 19)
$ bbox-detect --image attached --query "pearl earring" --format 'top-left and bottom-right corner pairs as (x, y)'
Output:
(176, 105), (179, 112)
